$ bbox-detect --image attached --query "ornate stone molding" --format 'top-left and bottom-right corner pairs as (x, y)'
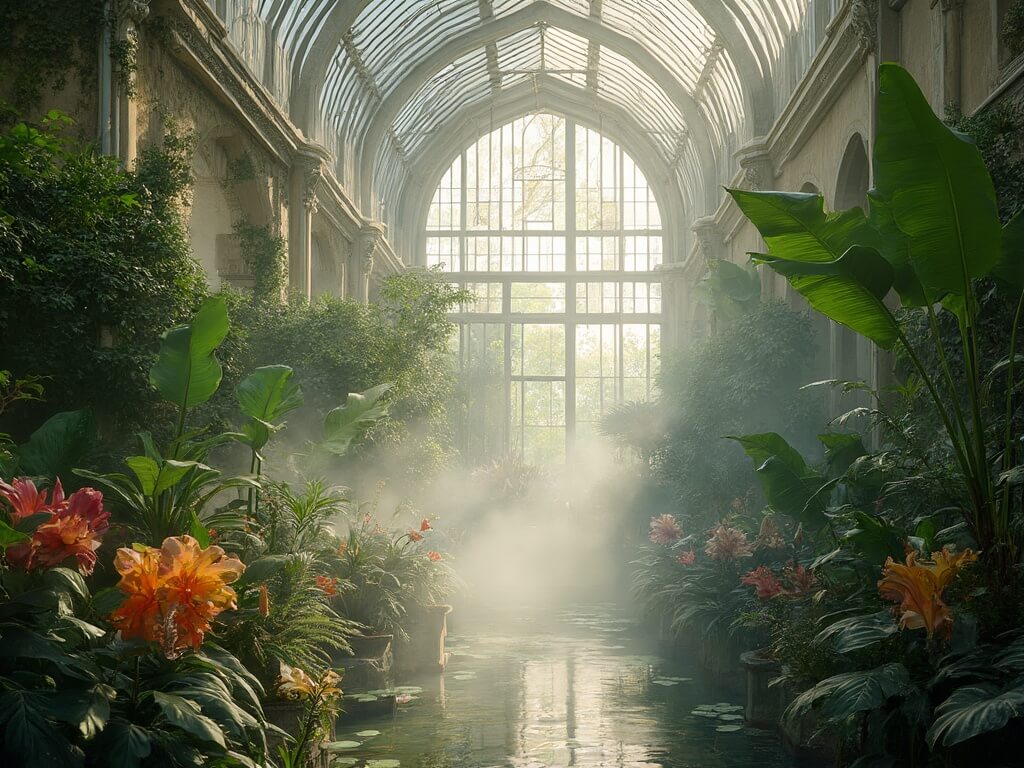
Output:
(691, 215), (724, 264)
(119, 0), (151, 25)
(735, 140), (774, 192)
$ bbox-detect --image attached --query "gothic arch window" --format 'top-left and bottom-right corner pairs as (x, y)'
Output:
(424, 113), (663, 465)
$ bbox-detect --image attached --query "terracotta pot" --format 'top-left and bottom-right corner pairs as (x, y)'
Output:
(740, 649), (784, 728)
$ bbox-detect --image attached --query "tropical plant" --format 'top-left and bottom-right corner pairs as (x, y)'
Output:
(694, 257), (762, 325)
(273, 665), (342, 768)
(728, 63), (1024, 575)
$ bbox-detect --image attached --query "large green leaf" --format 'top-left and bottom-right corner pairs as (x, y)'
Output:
(236, 365), (303, 451)
(0, 690), (78, 768)
(752, 245), (900, 349)
(728, 189), (881, 263)
(95, 720), (152, 768)
(149, 297), (230, 410)
(151, 691), (225, 747)
(873, 63), (1000, 299)
(816, 611), (899, 654)
(867, 190), (927, 306)
(694, 258), (761, 322)
(17, 409), (95, 478)
(927, 684), (1024, 748)
(992, 212), (1024, 290)
(321, 383), (393, 457)
(819, 432), (868, 479)
(727, 433), (828, 528)
(47, 684), (114, 739)
(788, 663), (909, 722)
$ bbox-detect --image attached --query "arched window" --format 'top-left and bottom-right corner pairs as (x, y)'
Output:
(424, 113), (663, 465)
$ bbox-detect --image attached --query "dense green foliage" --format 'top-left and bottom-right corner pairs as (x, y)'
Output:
(0, 115), (206, 446)
(656, 301), (821, 525)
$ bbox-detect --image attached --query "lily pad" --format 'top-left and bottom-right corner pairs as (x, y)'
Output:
(356, 730), (381, 737)
(691, 710), (719, 718)
(393, 686), (423, 694)
(651, 679), (678, 686)
(716, 725), (743, 733)
(356, 695), (378, 702)
(366, 761), (401, 768)
(324, 741), (361, 751)
(718, 714), (744, 721)
(331, 759), (358, 767)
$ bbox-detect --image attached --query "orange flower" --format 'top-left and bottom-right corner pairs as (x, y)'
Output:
(109, 546), (164, 645)
(109, 535), (245, 656)
(705, 525), (752, 561)
(408, 530), (424, 542)
(676, 549), (696, 566)
(258, 583), (270, 617)
(427, 551), (442, 562)
(878, 548), (977, 639)
(649, 514), (683, 545)
(315, 575), (339, 597)
(420, 518), (431, 532)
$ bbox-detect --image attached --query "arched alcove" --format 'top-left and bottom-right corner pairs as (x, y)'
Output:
(189, 140), (235, 289)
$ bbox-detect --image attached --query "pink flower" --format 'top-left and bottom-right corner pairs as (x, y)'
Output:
(741, 566), (783, 599)
(0, 477), (64, 523)
(676, 549), (696, 566)
(649, 514), (683, 545)
(420, 518), (432, 532)
(427, 551), (442, 562)
(704, 525), (753, 562)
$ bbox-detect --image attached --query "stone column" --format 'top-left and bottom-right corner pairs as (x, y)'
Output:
(940, 0), (965, 109)
(302, 191), (319, 301)
(289, 156), (322, 301)
(114, 0), (150, 165)
(355, 225), (384, 305)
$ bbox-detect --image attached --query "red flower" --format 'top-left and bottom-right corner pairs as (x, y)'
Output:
(420, 518), (431, 532)
(649, 514), (683, 545)
(741, 566), (784, 600)
(315, 575), (339, 597)
(427, 551), (442, 562)
(676, 549), (696, 566)
(1, 478), (109, 575)
(409, 530), (424, 542)
(783, 564), (818, 596)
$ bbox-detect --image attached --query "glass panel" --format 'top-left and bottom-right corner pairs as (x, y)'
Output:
(459, 323), (507, 461)
(426, 162), (461, 231)
(464, 283), (504, 313)
(511, 380), (566, 465)
(512, 324), (566, 377)
(576, 236), (619, 272)
(511, 283), (566, 314)
(623, 235), (663, 271)
(426, 237), (459, 271)
(575, 324), (619, 433)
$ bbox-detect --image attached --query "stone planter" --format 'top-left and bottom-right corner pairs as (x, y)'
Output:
(740, 650), (784, 728)
(340, 692), (398, 721)
(396, 605), (452, 675)
(331, 634), (393, 690)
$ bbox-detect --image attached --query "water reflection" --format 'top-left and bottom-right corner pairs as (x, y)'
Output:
(331, 607), (817, 768)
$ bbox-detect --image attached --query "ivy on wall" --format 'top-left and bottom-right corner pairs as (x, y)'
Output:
(0, 1), (107, 111)
(1005, 0), (1024, 60)
(235, 221), (288, 303)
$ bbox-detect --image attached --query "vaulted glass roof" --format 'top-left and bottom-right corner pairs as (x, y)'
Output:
(241, 0), (828, 242)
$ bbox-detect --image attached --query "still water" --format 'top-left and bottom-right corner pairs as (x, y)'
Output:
(329, 606), (817, 768)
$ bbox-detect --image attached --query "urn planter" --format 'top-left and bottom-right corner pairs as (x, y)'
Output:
(740, 650), (784, 728)
(396, 604), (452, 675)
(331, 633), (394, 690)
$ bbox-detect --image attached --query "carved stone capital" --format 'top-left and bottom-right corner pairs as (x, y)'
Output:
(735, 140), (773, 192)
(850, 0), (879, 56)
(358, 225), (385, 276)
(691, 215), (724, 264)
(118, 0), (151, 25)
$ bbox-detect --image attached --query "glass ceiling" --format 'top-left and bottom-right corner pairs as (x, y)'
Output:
(245, 0), (823, 239)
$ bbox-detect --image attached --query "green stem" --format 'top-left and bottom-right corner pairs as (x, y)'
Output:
(958, 296), (996, 544)
(924, 302), (975, 471)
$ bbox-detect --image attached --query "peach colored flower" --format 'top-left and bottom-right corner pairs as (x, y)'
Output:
(427, 551), (442, 562)
(277, 663), (316, 700)
(408, 530), (424, 542)
(420, 518), (431, 532)
(258, 583), (270, 617)
(705, 525), (752, 561)
(649, 514), (683, 545)
(754, 516), (786, 550)
(878, 548), (977, 639)
(676, 549), (696, 566)
(109, 535), (244, 656)
(741, 566), (784, 599)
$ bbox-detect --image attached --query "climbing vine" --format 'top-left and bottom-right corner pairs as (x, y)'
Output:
(1005, 0), (1024, 60)
(235, 221), (288, 303)
(0, 1), (106, 111)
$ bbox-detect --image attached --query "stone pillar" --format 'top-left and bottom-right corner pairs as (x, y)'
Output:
(289, 155), (322, 301)
(940, 0), (965, 108)
(655, 262), (694, 354)
(114, 0), (150, 165)
(692, 215), (725, 265)
(354, 225), (384, 305)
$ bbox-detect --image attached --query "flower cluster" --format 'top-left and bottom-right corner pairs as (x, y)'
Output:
(878, 547), (978, 639)
(315, 574), (339, 597)
(109, 535), (245, 657)
(704, 525), (753, 561)
(427, 551), (442, 562)
(753, 516), (786, 551)
(740, 563), (818, 600)
(649, 514), (683, 545)
(0, 477), (110, 575)
(276, 664), (342, 701)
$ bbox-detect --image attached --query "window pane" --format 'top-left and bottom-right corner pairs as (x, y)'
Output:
(511, 283), (566, 313)
(512, 324), (565, 377)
